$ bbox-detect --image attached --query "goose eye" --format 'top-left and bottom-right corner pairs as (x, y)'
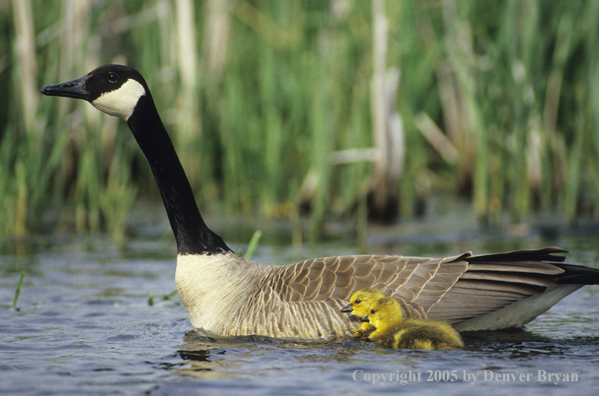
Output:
(355, 299), (361, 304)
(370, 309), (375, 314)
(107, 72), (119, 83)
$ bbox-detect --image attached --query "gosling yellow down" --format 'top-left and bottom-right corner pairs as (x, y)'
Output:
(364, 295), (464, 350)
(341, 288), (385, 338)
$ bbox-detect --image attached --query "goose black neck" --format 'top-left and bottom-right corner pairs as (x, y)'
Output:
(126, 94), (232, 256)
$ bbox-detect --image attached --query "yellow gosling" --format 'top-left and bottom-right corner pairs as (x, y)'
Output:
(366, 296), (463, 350)
(342, 289), (386, 339)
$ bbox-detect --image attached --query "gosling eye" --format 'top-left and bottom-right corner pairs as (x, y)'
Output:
(355, 299), (361, 304)
(370, 309), (376, 314)
(107, 72), (119, 83)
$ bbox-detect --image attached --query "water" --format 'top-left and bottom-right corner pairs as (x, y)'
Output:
(2, 227), (599, 396)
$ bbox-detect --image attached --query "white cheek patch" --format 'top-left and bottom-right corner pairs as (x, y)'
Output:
(91, 79), (146, 120)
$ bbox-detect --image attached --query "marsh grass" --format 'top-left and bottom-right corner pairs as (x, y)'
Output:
(242, 230), (263, 260)
(2, 1), (599, 242)
(147, 289), (178, 307)
(12, 271), (25, 311)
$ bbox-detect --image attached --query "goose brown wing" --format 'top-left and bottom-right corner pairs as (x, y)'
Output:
(274, 254), (471, 317)
(427, 247), (568, 323)
(273, 247), (570, 325)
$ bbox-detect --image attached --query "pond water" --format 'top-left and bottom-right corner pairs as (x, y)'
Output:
(2, 220), (599, 396)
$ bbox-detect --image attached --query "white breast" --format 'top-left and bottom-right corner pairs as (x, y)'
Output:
(175, 252), (268, 333)
(174, 253), (351, 339)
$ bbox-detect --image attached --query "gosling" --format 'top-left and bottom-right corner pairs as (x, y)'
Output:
(341, 288), (386, 339)
(364, 296), (463, 350)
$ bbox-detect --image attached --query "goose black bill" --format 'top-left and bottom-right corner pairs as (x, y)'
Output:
(41, 75), (90, 100)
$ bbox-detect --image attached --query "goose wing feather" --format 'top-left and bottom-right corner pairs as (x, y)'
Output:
(275, 247), (569, 325)
(274, 254), (470, 321)
(427, 247), (568, 323)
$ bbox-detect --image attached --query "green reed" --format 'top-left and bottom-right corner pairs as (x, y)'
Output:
(13, 271), (25, 311)
(242, 230), (263, 261)
(2, 0), (599, 243)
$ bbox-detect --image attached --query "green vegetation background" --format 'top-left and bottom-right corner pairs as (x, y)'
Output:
(2, 0), (599, 243)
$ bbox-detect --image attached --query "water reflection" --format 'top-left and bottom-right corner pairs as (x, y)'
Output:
(462, 329), (599, 362)
(171, 323), (599, 385)
(2, 227), (599, 395)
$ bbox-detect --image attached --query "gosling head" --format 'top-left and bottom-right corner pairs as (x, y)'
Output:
(341, 288), (386, 317)
(363, 297), (403, 329)
(41, 64), (148, 121)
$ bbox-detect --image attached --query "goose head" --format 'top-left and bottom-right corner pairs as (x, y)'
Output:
(41, 64), (147, 121)
(341, 288), (385, 316)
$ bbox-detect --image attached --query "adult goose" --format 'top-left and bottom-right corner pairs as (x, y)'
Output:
(41, 65), (599, 339)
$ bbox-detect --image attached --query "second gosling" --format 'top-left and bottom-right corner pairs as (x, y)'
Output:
(365, 296), (463, 350)
(341, 288), (386, 339)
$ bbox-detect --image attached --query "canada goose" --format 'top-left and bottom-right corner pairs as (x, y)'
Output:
(41, 65), (599, 339)
(363, 295), (463, 350)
